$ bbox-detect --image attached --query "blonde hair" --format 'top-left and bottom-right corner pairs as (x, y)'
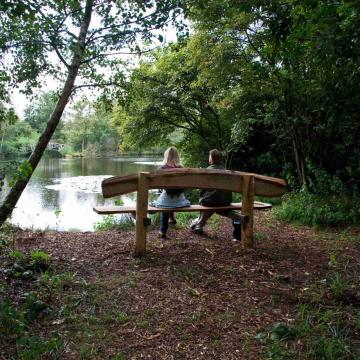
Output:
(162, 146), (181, 167)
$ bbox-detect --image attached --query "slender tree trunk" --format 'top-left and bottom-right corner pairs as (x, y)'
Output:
(0, 0), (93, 227)
(283, 75), (308, 188)
(0, 133), (4, 153)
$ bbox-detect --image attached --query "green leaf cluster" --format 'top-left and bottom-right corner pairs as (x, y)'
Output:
(116, 0), (360, 194)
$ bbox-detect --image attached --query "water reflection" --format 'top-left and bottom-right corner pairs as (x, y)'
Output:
(2, 157), (161, 231)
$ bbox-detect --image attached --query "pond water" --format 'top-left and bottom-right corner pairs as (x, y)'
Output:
(0, 157), (161, 231)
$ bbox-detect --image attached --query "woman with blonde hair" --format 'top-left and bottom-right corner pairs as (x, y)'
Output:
(162, 146), (181, 167)
(155, 146), (190, 238)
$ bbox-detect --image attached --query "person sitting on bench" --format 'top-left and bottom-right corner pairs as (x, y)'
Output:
(155, 146), (190, 238)
(190, 149), (241, 241)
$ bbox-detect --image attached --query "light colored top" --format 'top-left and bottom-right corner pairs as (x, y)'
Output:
(154, 190), (190, 208)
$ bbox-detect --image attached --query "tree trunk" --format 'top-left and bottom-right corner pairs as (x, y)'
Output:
(0, 0), (93, 227)
(0, 133), (4, 153)
(291, 129), (307, 188)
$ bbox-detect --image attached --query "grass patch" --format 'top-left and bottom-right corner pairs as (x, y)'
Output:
(93, 215), (134, 231)
(0, 296), (62, 359)
(150, 211), (198, 228)
(170, 264), (199, 282)
(4, 249), (51, 280)
(273, 192), (360, 227)
(173, 212), (198, 227)
(116, 311), (130, 324)
(254, 231), (270, 243)
(257, 271), (360, 359)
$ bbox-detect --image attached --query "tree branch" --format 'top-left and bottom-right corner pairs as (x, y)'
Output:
(50, 40), (70, 68)
(72, 81), (122, 92)
(80, 45), (162, 64)
(86, 11), (162, 42)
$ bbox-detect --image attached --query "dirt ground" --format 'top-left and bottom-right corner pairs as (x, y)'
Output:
(1, 211), (359, 359)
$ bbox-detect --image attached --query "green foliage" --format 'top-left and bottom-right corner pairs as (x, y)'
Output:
(40, 271), (74, 293)
(30, 250), (50, 268)
(172, 212), (198, 228)
(93, 215), (134, 231)
(0, 299), (26, 335)
(5, 249), (51, 279)
(150, 211), (198, 229)
(0, 241), (63, 358)
(22, 292), (49, 322)
(9, 249), (25, 262)
(114, 198), (124, 206)
(24, 92), (61, 136)
(273, 192), (360, 227)
(9, 160), (33, 186)
(327, 273), (350, 300)
(0, 105), (17, 130)
(116, 311), (130, 325)
(182, 0), (360, 191)
(0, 119), (39, 157)
(268, 323), (298, 341)
(0, 298), (61, 359)
(17, 335), (63, 360)
(114, 40), (232, 165)
(63, 99), (120, 156)
(257, 276), (360, 359)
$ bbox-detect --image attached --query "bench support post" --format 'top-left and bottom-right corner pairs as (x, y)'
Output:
(134, 172), (149, 257)
(241, 175), (255, 248)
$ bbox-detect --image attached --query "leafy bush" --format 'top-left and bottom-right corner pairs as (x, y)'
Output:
(273, 192), (360, 227)
(307, 167), (346, 196)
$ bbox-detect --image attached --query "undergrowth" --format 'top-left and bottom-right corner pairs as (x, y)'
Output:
(93, 214), (134, 231)
(273, 192), (360, 227)
(150, 212), (198, 228)
(257, 265), (360, 359)
(0, 238), (64, 358)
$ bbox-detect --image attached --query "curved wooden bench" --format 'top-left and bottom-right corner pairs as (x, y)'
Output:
(94, 168), (287, 256)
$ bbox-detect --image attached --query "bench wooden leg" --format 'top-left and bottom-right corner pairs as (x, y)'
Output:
(134, 172), (149, 257)
(241, 175), (255, 248)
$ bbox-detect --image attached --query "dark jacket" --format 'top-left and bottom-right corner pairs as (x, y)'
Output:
(199, 164), (232, 206)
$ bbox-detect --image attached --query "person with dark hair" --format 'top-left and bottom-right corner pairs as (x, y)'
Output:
(155, 146), (190, 238)
(190, 149), (242, 241)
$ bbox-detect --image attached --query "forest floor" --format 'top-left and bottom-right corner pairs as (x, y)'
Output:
(1, 211), (360, 359)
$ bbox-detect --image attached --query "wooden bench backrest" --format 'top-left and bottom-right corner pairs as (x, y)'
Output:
(101, 168), (287, 198)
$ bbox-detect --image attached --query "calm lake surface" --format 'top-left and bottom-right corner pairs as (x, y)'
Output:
(1, 157), (161, 231)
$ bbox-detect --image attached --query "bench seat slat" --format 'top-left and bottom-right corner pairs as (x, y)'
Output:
(93, 201), (272, 215)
